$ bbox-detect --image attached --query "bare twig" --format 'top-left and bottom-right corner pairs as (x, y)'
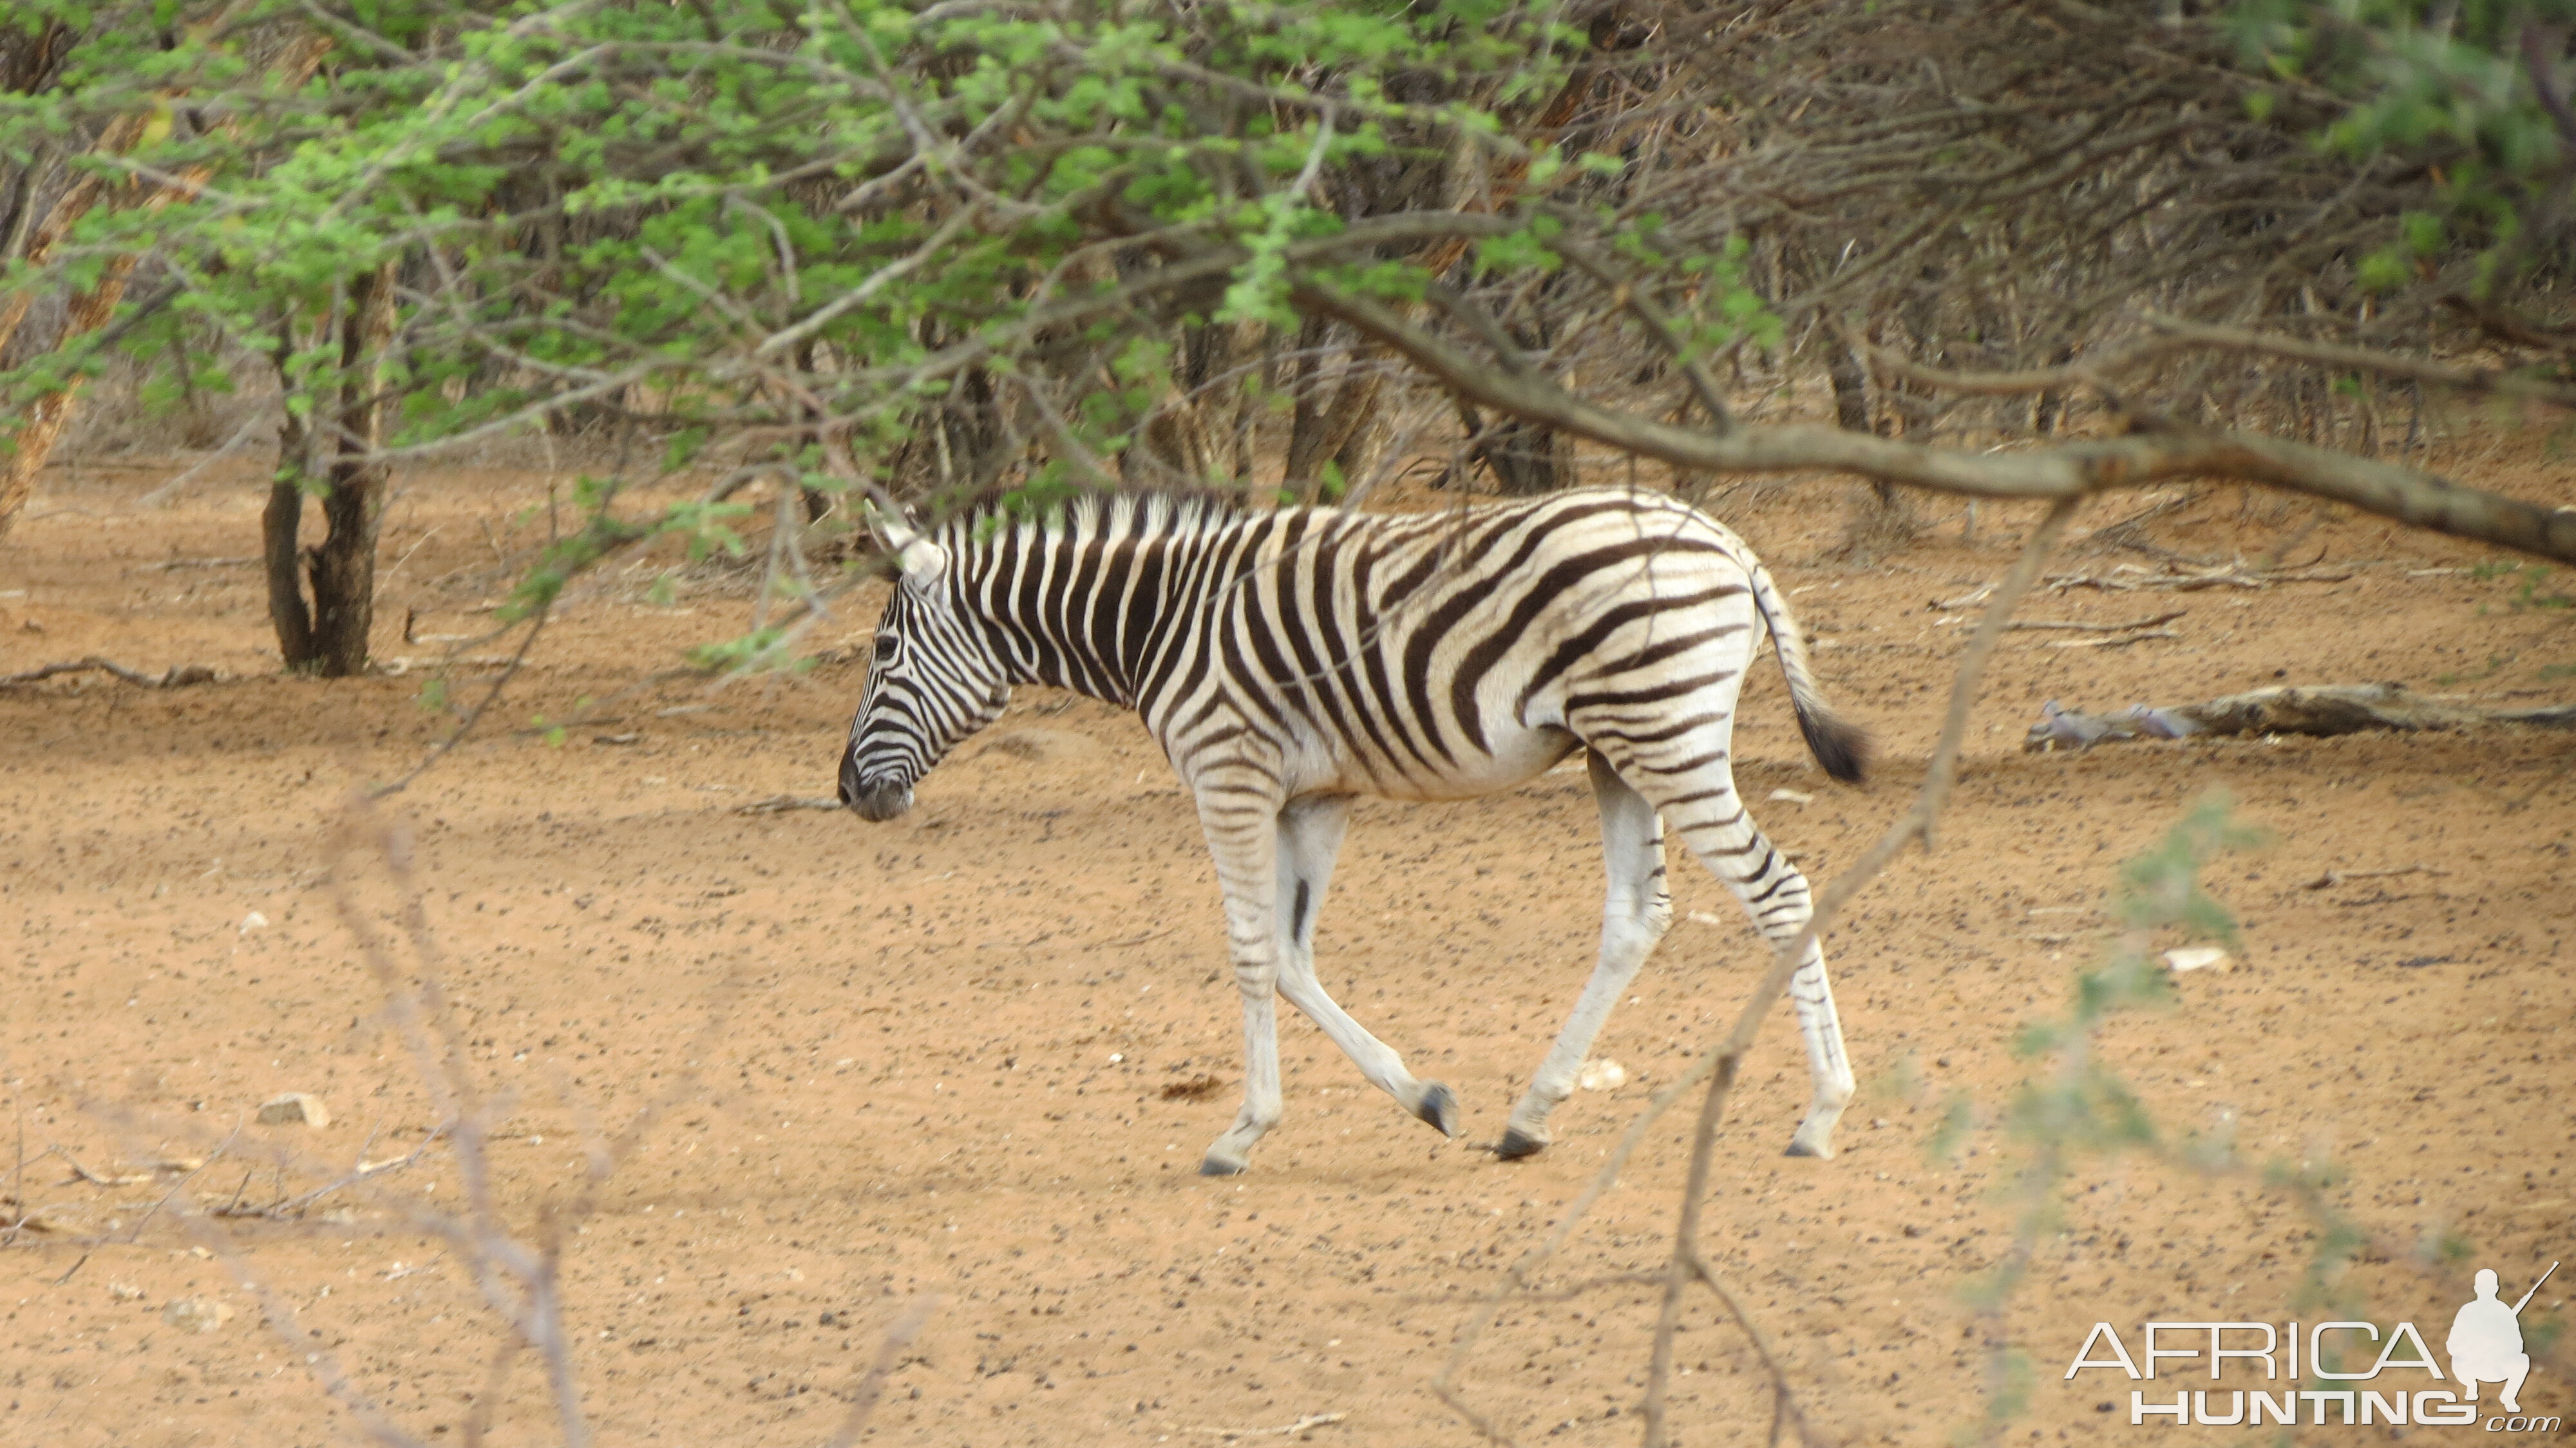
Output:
(2301, 864), (2448, 890)
(2046, 629), (2179, 648)
(135, 412), (276, 508)
(128, 1124), (237, 1243)
(817, 1297), (941, 1448)
(0, 656), (218, 689)
(1180, 1411), (1349, 1440)
(1983, 609), (2186, 633)
(735, 794), (844, 814)
(133, 555), (260, 571)
(209, 1121), (451, 1220)
(2140, 312), (2576, 410)
(368, 608), (549, 799)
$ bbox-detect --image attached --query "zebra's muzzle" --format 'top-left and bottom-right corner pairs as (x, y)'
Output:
(843, 774), (913, 822)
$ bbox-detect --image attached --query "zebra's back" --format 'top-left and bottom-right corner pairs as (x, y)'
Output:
(1148, 488), (1812, 803)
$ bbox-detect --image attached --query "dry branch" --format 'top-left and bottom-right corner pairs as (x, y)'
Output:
(2026, 683), (2576, 751)
(134, 555), (260, 571)
(1992, 609), (2187, 633)
(1179, 1411), (1349, 1440)
(1296, 281), (2576, 566)
(2301, 864), (2448, 890)
(737, 794), (845, 814)
(2140, 312), (2576, 410)
(817, 1297), (940, 1448)
(2045, 562), (2351, 591)
(0, 656), (218, 689)
(2047, 630), (2179, 648)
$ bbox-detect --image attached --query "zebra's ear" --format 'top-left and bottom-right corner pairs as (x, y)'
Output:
(895, 536), (948, 585)
(863, 500), (944, 583)
(862, 499), (920, 553)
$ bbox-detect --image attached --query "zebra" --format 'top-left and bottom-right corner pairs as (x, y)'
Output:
(838, 486), (1868, 1176)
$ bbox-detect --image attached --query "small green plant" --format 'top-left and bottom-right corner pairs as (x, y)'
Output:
(1954, 793), (2265, 1440)
(2465, 561), (2576, 611)
(2510, 566), (2573, 611)
(2434, 651), (2514, 685)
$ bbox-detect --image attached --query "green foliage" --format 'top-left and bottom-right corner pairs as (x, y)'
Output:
(2227, 0), (2576, 292)
(1951, 794), (2265, 1434)
(0, 0), (1750, 673)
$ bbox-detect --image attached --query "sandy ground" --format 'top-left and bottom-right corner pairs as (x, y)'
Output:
(2, 452), (2571, 1448)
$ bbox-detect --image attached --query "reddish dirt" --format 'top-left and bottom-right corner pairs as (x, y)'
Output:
(2, 452), (2570, 1448)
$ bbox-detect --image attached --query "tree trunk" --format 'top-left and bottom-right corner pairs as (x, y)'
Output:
(0, 251), (140, 540)
(262, 464), (316, 668)
(265, 263), (397, 677)
(1824, 332), (1917, 553)
(1827, 338), (1873, 436)
(309, 263), (398, 675)
(0, 37), (325, 537)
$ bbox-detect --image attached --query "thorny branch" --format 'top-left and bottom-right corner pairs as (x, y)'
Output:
(1866, 313), (2576, 412)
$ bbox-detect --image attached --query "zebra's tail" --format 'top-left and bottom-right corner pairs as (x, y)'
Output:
(1746, 557), (1871, 784)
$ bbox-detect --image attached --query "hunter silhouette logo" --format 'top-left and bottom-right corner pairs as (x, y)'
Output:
(2451, 1264), (2554, 1414)
(2064, 1261), (2559, 1429)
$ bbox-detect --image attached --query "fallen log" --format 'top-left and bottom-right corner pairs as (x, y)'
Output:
(2025, 682), (2576, 751)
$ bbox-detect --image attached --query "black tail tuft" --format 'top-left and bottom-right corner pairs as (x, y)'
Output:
(1796, 705), (1871, 784)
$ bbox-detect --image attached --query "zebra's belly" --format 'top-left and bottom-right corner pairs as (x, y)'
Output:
(1329, 724), (1583, 803)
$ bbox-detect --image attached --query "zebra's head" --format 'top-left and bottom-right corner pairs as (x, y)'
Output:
(838, 510), (1012, 821)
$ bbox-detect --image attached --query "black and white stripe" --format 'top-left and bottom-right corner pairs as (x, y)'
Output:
(840, 487), (1866, 1174)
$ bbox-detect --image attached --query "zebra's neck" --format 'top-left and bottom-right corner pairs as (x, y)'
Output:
(945, 493), (1253, 709)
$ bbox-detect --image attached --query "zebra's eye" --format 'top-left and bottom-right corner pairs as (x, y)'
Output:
(872, 635), (900, 665)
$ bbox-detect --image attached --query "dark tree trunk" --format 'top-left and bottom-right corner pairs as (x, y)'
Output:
(261, 430), (315, 667)
(1456, 310), (1575, 495)
(263, 263), (396, 677)
(1124, 318), (1262, 490)
(1828, 339), (1873, 436)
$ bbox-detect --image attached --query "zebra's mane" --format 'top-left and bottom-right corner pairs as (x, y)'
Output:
(938, 487), (1260, 548)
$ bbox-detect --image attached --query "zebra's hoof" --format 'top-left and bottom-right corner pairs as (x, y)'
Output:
(1412, 1083), (1459, 1138)
(1199, 1154), (1250, 1177)
(1495, 1126), (1548, 1160)
(1783, 1127), (1836, 1159)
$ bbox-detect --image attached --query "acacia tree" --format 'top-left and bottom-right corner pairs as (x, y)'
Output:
(6, 0), (2575, 620)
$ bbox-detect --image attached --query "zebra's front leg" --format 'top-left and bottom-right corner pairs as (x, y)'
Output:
(1271, 795), (1457, 1138)
(1501, 750), (1670, 1159)
(1194, 779), (1289, 1177)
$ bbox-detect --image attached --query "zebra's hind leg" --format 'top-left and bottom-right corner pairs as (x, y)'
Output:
(1501, 750), (1670, 1160)
(1633, 758), (1855, 1159)
(1271, 795), (1457, 1139)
